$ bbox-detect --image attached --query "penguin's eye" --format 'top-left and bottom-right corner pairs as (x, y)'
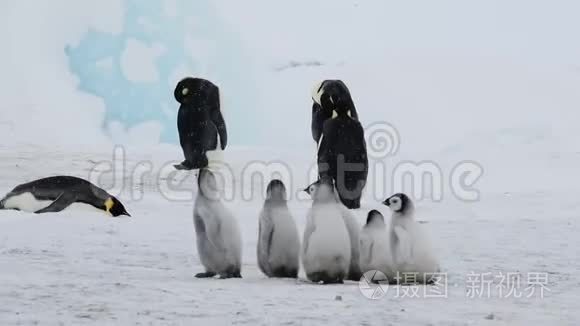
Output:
(182, 87), (189, 96)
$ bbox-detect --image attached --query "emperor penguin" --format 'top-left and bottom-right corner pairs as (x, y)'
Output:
(303, 179), (362, 281)
(311, 80), (359, 144)
(173, 77), (227, 171)
(193, 168), (242, 279)
(383, 193), (440, 284)
(359, 210), (396, 283)
(257, 179), (300, 278)
(316, 84), (368, 209)
(302, 178), (351, 284)
(0, 176), (130, 217)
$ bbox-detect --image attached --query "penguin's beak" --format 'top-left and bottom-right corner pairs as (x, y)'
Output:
(382, 199), (390, 206)
(303, 186), (310, 194)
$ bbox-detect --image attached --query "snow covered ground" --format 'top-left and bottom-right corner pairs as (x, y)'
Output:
(0, 144), (578, 325)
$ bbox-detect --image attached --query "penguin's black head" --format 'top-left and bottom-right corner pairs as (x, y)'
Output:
(105, 197), (130, 217)
(266, 179), (287, 202)
(382, 193), (412, 215)
(366, 209), (385, 226)
(174, 77), (219, 106)
(312, 80), (355, 117)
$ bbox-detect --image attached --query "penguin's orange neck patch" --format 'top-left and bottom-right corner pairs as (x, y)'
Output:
(105, 198), (114, 215)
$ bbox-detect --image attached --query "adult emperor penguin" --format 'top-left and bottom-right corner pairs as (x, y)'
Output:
(257, 179), (300, 278)
(193, 168), (242, 279)
(311, 80), (359, 144)
(316, 84), (368, 209)
(173, 77), (227, 170)
(359, 210), (396, 283)
(303, 179), (362, 281)
(0, 176), (130, 216)
(383, 193), (440, 284)
(302, 178), (351, 284)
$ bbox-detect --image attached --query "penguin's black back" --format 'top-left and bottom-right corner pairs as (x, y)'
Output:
(177, 106), (219, 156)
(7, 176), (110, 206)
(317, 115), (368, 209)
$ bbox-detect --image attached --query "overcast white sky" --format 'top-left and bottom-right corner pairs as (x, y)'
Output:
(216, 0), (580, 67)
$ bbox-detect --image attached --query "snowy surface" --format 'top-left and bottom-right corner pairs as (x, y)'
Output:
(0, 145), (578, 325)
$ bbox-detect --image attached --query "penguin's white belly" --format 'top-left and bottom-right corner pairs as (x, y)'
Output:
(194, 200), (242, 273)
(359, 230), (395, 278)
(304, 206), (351, 273)
(3, 192), (52, 212)
(64, 202), (105, 213)
(206, 138), (224, 173)
(392, 224), (440, 280)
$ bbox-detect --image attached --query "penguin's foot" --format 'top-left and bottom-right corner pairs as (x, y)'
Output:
(174, 161), (195, 170)
(322, 279), (344, 285)
(347, 272), (363, 281)
(218, 273), (242, 279)
(272, 267), (299, 279)
(219, 267), (242, 279)
(195, 271), (216, 278)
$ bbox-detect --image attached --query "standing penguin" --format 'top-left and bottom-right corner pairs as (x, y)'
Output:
(0, 176), (130, 217)
(303, 179), (362, 281)
(383, 193), (440, 284)
(302, 179), (351, 284)
(257, 179), (300, 278)
(174, 77), (227, 170)
(359, 210), (396, 283)
(316, 82), (368, 209)
(311, 80), (359, 144)
(193, 168), (242, 279)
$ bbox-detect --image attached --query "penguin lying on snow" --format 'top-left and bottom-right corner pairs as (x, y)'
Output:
(193, 168), (242, 279)
(311, 80), (359, 144)
(173, 77), (227, 170)
(302, 178), (351, 284)
(257, 179), (300, 278)
(0, 176), (130, 217)
(383, 193), (440, 284)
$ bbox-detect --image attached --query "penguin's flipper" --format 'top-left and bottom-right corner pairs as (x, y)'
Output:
(393, 225), (412, 265)
(208, 84), (227, 150)
(257, 214), (274, 276)
(311, 103), (323, 143)
(211, 110), (227, 150)
(34, 193), (76, 214)
(302, 213), (316, 255)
